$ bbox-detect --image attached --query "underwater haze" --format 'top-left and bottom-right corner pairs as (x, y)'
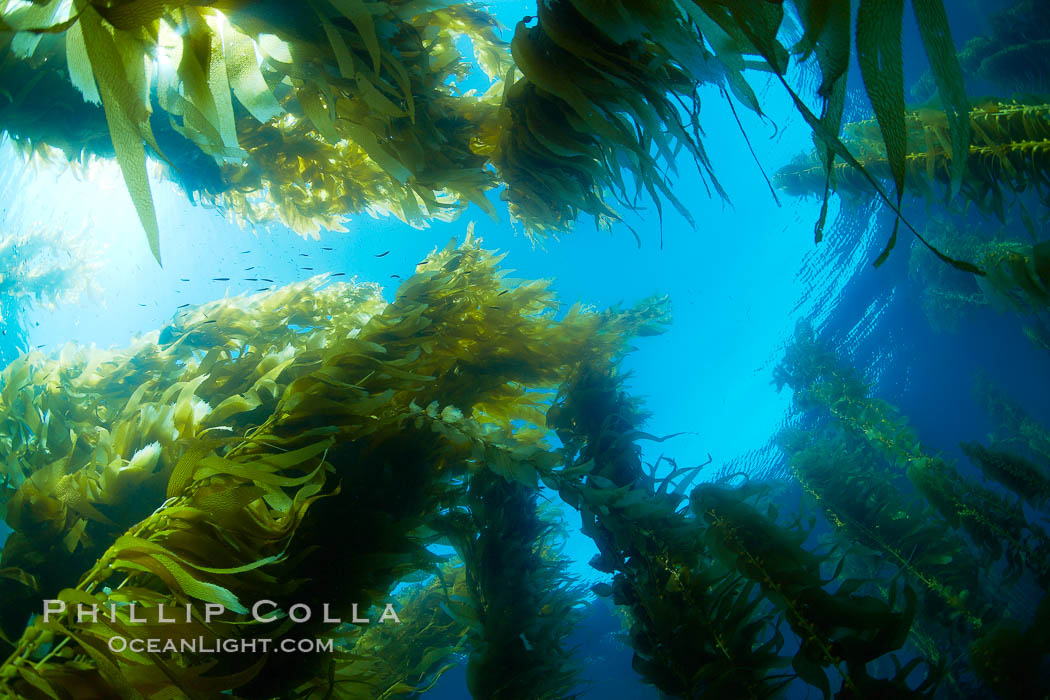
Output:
(0, 0), (1049, 698)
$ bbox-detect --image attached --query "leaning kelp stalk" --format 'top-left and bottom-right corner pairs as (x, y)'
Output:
(0, 233), (668, 698)
(776, 100), (1050, 222)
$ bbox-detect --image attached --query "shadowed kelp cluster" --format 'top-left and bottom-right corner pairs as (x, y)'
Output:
(0, 0), (972, 266)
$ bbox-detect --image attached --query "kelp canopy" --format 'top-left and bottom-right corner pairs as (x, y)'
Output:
(0, 0), (972, 267)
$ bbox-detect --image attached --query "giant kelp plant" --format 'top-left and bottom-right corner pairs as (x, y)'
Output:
(0, 232), (657, 698)
(0, 0), (972, 267)
(776, 99), (1050, 223)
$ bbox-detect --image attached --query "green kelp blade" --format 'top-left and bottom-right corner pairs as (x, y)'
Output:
(856, 0), (906, 267)
(911, 0), (971, 197)
(76, 3), (162, 265)
(328, 0), (381, 75)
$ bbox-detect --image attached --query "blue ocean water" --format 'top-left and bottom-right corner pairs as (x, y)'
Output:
(0, 0), (1047, 697)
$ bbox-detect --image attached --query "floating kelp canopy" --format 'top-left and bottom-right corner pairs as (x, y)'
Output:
(0, 0), (972, 267)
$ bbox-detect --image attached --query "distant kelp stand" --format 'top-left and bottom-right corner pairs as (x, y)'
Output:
(775, 320), (1050, 697)
(0, 0), (973, 267)
(958, 0), (1050, 97)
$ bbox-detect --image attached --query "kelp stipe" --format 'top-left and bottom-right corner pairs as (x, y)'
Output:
(546, 360), (942, 697)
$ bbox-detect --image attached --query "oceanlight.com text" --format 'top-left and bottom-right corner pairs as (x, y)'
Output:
(107, 636), (335, 654)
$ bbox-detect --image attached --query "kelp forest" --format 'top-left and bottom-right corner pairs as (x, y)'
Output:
(0, 0), (1048, 698)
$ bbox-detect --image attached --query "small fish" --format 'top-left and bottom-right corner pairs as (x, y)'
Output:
(417, 259), (428, 265)
(138, 303), (147, 307)
(302, 267), (314, 271)
(36, 344), (45, 349)
(330, 272), (346, 277)
(299, 253), (309, 257)
(256, 287), (270, 291)
(488, 306), (501, 310)
(180, 278), (190, 282)
(498, 290), (508, 296)
(390, 274), (401, 279)
(260, 278), (274, 282)
(176, 303), (190, 308)
(201, 320), (217, 324)
(240, 250), (250, 254)
(322, 247), (334, 251)
(375, 250), (390, 258)
(212, 277), (230, 281)
(244, 278), (258, 281)
(244, 266), (255, 271)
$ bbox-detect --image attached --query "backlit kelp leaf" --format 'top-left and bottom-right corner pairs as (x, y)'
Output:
(65, 19), (99, 104)
(911, 0), (970, 198)
(75, 2), (161, 264)
(856, 0), (906, 267)
(223, 26), (283, 123)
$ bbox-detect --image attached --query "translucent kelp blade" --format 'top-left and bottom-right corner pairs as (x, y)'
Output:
(911, 0), (971, 197)
(856, 0), (906, 267)
(76, 2), (161, 264)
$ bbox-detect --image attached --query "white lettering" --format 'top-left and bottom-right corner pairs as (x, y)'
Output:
(42, 600), (65, 623)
